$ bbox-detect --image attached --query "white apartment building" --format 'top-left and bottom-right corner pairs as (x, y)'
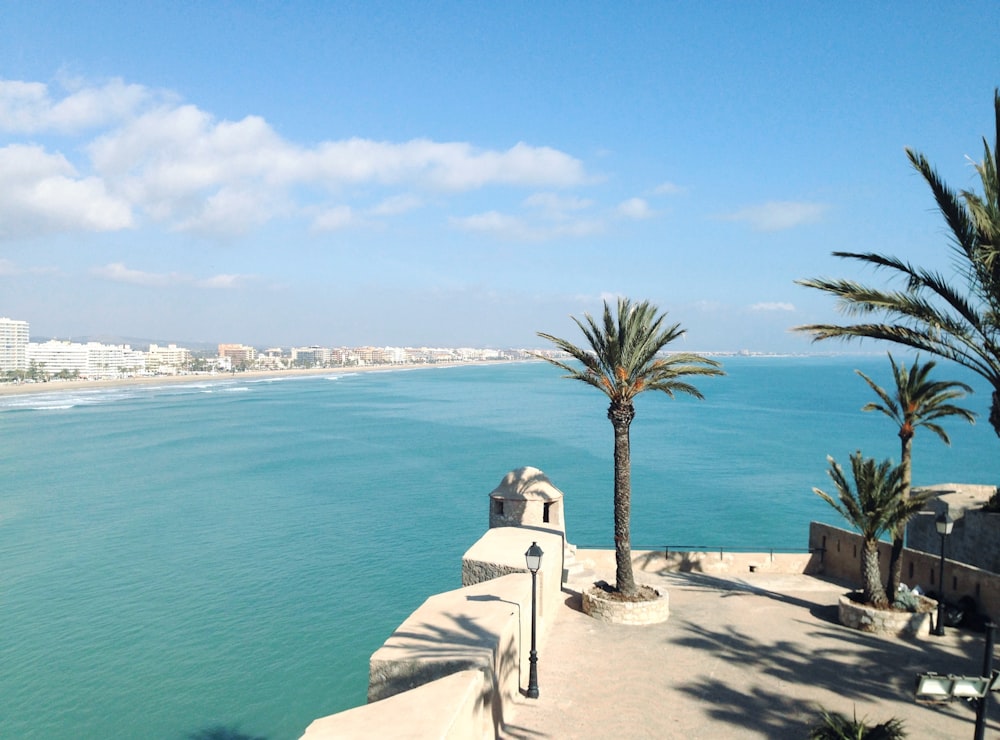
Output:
(291, 346), (332, 366)
(0, 317), (29, 372)
(148, 343), (192, 371)
(27, 340), (146, 379)
(88, 343), (146, 378)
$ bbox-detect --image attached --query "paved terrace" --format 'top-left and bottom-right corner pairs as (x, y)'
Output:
(501, 550), (997, 739)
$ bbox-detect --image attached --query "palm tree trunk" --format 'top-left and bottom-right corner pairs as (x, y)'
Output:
(609, 400), (637, 596)
(862, 538), (889, 608)
(886, 434), (913, 599)
(991, 389), (1000, 438)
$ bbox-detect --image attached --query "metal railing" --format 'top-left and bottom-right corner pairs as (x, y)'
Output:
(575, 544), (824, 560)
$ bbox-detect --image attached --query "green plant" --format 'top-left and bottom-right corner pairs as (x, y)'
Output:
(813, 451), (931, 608)
(855, 353), (974, 597)
(796, 89), (1000, 438)
(892, 588), (920, 613)
(535, 297), (723, 596)
(808, 708), (906, 739)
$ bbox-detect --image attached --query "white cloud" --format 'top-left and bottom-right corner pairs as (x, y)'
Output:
(652, 181), (684, 195)
(0, 78), (152, 134)
(0, 144), (133, 238)
(308, 138), (588, 190)
(368, 194), (423, 216)
(453, 211), (527, 238)
(616, 197), (654, 219)
(198, 274), (246, 289)
(452, 211), (603, 240)
(91, 262), (180, 287)
(0, 258), (21, 275)
(0, 77), (596, 239)
(721, 201), (828, 231)
(91, 262), (245, 288)
(312, 205), (357, 232)
(750, 301), (796, 312)
(523, 192), (594, 217)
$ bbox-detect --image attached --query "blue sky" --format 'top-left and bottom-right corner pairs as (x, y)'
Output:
(1, 1), (999, 352)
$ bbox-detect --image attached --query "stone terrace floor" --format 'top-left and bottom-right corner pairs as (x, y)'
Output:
(502, 550), (997, 739)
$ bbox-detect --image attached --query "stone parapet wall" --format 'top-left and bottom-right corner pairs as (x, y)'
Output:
(462, 527), (565, 626)
(302, 670), (488, 739)
(661, 549), (821, 575)
(907, 485), (1000, 573)
(367, 573), (525, 709)
(809, 521), (1000, 619)
(301, 527), (564, 739)
(574, 548), (819, 577)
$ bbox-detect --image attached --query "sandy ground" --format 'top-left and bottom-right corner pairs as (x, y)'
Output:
(502, 550), (994, 739)
(0, 361), (514, 397)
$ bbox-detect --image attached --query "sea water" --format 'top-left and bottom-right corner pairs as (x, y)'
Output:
(0, 356), (996, 739)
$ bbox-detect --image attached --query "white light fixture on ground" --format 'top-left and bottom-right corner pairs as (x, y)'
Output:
(915, 672), (994, 702)
(914, 621), (997, 740)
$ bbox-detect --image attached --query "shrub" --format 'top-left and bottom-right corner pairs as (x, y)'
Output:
(808, 708), (906, 739)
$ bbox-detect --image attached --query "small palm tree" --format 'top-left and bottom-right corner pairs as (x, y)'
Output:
(808, 709), (906, 740)
(856, 354), (975, 597)
(796, 89), (1000, 438)
(536, 297), (723, 596)
(813, 452), (931, 608)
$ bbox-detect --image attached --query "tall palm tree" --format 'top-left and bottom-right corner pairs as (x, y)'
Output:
(813, 452), (931, 608)
(856, 354), (975, 597)
(796, 89), (1000, 438)
(536, 297), (723, 596)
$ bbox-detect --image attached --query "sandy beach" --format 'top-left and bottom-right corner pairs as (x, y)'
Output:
(0, 361), (516, 398)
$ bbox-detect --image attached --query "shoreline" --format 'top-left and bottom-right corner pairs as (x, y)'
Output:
(0, 360), (525, 398)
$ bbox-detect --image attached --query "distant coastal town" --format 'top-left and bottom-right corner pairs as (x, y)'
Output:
(0, 316), (551, 384)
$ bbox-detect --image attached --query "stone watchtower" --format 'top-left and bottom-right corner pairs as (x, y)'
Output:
(488, 466), (566, 534)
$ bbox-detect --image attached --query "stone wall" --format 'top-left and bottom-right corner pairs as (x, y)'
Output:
(302, 670), (488, 739)
(906, 485), (1000, 573)
(301, 527), (564, 739)
(809, 521), (1000, 619)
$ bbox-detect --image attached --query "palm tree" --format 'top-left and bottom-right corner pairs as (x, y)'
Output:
(536, 297), (723, 596)
(856, 354), (975, 597)
(808, 709), (906, 740)
(796, 89), (1000, 438)
(813, 451), (931, 608)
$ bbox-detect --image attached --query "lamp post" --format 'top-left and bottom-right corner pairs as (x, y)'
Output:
(525, 541), (543, 699)
(933, 512), (954, 637)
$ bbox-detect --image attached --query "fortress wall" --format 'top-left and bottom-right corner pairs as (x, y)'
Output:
(300, 528), (563, 739)
(809, 521), (1000, 619)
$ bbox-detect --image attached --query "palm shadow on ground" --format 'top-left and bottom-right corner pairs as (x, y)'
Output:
(660, 572), (992, 738)
(370, 602), (548, 739)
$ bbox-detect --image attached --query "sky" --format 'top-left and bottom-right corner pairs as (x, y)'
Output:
(1, 1), (999, 352)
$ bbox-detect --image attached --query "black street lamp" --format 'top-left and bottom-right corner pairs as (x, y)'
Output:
(933, 512), (954, 637)
(525, 541), (543, 699)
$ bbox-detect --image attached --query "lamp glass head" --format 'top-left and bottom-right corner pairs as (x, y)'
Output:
(525, 541), (543, 572)
(935, 513), (954, 536)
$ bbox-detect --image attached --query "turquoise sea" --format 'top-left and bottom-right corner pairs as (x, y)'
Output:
(1, 356), (997, 739)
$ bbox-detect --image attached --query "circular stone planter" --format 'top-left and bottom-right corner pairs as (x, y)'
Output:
(837, 593), (934, 637)
(582, 584), (670, 625)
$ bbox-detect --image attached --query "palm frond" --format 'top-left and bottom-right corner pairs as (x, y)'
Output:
(536, 298), (723, 404)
